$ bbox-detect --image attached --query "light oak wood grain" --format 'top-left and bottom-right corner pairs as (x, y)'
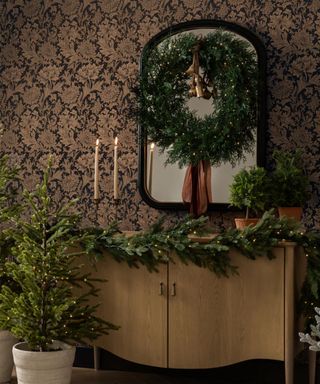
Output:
(84, 256), (168, 367)
(168, 248), (285, 368)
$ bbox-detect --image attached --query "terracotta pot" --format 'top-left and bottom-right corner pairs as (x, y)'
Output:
(278, 207), (302, 221)
(234, 218), (259, 229)
(13, 340), (75, 384)
(0, 330), (17, 384)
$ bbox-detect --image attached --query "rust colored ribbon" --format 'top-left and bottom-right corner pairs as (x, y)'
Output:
(182, 160), (212, 217)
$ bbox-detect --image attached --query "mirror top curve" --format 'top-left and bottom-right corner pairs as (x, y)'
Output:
(142, 19), (266, 63)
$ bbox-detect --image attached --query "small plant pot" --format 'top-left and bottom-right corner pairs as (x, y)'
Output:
(0, 330), (17, 384)
(13, 340), (75, 384)
(234, 218), (259, 229)
(278, 207), (302, 221)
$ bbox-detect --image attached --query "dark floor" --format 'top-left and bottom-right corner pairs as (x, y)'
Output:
(70, 347), (314, 384)
(68, 363), (308, 384)
(11, 360), (315, 384)
(47, 359), (314, 384)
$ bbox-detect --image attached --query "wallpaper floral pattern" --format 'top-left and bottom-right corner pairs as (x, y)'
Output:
(0, 0), (319, 230)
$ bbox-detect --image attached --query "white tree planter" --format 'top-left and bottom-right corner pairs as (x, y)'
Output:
(13, 341), (75, 384)
(0, 330), (17, 384)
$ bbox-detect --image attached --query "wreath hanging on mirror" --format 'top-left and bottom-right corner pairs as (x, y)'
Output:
(139, 30), (258, 168)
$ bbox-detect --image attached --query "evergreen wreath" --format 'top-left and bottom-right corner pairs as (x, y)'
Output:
(139, 30), (258, 167)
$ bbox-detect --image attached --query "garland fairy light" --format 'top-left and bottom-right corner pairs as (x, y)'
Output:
(84, 210), (320, 330)
(139, 30), (258, 167)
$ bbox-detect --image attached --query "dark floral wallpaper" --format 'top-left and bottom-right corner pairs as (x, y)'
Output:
(0, 0), (319, 230)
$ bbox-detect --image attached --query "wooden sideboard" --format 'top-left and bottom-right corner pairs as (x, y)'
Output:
(83, 242), (306, 384)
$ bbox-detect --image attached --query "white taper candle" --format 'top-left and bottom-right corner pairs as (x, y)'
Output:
(114, 137), (118, 199)
(94, 139), (100, 200)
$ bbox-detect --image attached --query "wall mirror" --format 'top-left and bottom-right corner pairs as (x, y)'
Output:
(138, 20), (266, 211)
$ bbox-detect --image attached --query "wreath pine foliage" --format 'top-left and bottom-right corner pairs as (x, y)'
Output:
(139, 30), (258, 167)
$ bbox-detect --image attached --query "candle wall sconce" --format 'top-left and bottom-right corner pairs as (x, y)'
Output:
(138, 20), (267, 212)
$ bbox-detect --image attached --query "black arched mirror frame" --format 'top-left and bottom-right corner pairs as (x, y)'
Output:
(138, 19), (267, 211)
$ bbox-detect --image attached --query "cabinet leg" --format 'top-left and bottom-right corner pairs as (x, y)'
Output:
(94, 346), (100, 370)
(284, 246), (295, 384)
(309, 350), (316, 384)
(285, 351), (294, 384)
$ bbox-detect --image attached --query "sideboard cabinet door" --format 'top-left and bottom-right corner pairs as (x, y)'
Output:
(91, 256), (168, 367)
(168, 248), (285, 369)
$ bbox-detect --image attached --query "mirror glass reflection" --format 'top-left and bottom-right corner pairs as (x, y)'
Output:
(139, 22), (265, 209)
(146, 142), (256, 203)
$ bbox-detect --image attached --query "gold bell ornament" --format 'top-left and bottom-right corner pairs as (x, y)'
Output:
(185, 62), (195, 76)
(195, 74), (204, 98)
(185, 40), (214, 100)
(188, 85), (197, 97)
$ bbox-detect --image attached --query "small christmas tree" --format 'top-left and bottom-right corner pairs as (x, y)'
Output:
(0, 159), (118, 351)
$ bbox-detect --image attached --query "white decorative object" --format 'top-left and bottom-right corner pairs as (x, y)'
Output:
(299, 306), (320, 351)
(13, 341), (75, 384)
(148, 142), (154, 193)
(0, 330), (17, 383)
(114, 137), (119, 199)
(94, 138), (100, 200)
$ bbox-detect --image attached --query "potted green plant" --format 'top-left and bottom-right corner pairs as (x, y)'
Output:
(229, 166), (270, 229)
(0, 161), (118, 384)
(0, 154), (20, 384)
(271, 149), (309, 220)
